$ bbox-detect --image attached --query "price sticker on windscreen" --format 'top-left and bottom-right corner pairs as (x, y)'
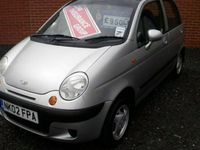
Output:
(64, 5), (101, 39)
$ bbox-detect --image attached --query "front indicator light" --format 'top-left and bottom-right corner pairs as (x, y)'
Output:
(49, 96), (57, 106)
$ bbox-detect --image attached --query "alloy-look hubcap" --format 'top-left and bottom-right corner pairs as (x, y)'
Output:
(112, 105), (129, 141)
(176, 55), (183, 75)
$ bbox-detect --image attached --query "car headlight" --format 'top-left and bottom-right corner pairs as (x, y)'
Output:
(60, 72), (89, 100)
(0, 56), (8, 75)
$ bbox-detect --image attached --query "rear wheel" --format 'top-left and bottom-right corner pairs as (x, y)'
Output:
(173, 52), (183, 77)
(100, 99), (130, 146)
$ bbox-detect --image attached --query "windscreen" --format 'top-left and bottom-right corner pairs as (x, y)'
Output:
(32, 0), (139, 48)
(39, 0), (138, 39)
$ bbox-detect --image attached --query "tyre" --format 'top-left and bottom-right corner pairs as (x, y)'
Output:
(100, 98), (130, 147)
(172, 52), (183, 77)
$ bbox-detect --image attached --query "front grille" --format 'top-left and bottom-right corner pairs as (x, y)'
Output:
(7, 90), (36, 101)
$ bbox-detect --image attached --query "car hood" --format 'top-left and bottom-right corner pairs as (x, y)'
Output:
(5, 41), (110, 94)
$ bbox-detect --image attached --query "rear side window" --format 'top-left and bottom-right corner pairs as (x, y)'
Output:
(163, 0), (181, 31)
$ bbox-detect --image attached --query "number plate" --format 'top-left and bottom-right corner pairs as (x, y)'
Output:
(3, 101), (39, 124)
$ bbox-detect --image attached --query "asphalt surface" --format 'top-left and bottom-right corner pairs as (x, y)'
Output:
(0, 47), (200, 150)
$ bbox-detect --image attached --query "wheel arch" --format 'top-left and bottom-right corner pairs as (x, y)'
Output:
(179, 46), (185, 62)
(103, 86), (136, 126)
(100, 86), (135, 144)
(114, 87), (136, 109)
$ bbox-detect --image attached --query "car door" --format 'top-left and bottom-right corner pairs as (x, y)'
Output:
(161, 0), (184, 59)
(131, 0), (169, 97)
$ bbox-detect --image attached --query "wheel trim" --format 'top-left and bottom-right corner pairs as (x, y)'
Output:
(112, 105), (129, 141)
(176, 55), (183, 75)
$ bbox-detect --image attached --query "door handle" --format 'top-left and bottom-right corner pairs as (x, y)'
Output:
(163, 37), (168, 45)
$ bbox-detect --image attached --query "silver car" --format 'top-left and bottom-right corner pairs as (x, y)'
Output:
(0, 0), (184, 145)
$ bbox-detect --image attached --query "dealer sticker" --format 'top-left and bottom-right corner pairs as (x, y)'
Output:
(64, 5), (101, 39)
(115, 27), (126, 37)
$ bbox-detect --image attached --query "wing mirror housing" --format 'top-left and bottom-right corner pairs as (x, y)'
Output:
(145, 29), (163, 49)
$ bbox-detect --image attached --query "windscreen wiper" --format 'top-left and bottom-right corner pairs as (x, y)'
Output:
(31, 34), (80, 41)
(84, 36), (124, 42)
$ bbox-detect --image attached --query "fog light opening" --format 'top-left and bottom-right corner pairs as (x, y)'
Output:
(68, 129), (77, 138)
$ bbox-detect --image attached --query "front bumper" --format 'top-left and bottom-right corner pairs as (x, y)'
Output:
(0, 91), (112, 143)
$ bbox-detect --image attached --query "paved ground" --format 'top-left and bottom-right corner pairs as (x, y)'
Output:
(0, 47), (200, 150)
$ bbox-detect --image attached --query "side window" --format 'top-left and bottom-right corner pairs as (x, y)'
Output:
(137, 1), (165, 48)
(163, 0), (181, 31)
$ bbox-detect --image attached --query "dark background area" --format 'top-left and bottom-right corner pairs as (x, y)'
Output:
(0, 47), (200, 149)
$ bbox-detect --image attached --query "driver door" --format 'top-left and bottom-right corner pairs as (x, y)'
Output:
(132, 1), (169, 95)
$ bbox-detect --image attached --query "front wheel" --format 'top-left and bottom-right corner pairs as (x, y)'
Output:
(100, 99), (130, 146)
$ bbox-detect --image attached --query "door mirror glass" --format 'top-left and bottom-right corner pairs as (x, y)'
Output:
(148, 29), (163, 42)
(145, 29), (163, 49)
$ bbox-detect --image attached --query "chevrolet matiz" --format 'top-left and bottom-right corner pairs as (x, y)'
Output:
(0, 0), (184, 146)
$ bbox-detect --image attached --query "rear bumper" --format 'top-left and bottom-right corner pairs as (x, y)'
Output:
(0, 92), (112, 143)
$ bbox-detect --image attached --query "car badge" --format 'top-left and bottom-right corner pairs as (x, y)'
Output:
(20, 80), (28, 86)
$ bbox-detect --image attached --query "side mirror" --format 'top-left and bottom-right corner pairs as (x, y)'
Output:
(145, 29), (163, 49)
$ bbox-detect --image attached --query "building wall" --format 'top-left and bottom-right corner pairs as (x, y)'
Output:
(0, 0), (67, 44)
(176, 0), (200, 48)
(0, 0), (199, 48)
